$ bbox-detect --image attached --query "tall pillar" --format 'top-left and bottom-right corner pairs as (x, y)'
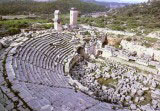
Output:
(54, 10), (63, 31)
(70, 8), (79, 27)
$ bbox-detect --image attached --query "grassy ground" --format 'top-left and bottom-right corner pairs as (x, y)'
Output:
(138, 91), (152, 106)
(157, 85), (160, 89)
(0, 18), (52, 37)
(144, 37), (158, 43)
(97, 78), (118, 88)
(0, 19), (49, 26)
(0, 19), (49, 30)
(0, 13), (72, 37)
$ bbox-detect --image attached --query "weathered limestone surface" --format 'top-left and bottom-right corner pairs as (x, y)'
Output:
(0, 31), (114, 111)
(54, 10), (63, 31)
(70, 8), (79, 26)
(121, 40), (160, 62)
(70, 55), (160, 110)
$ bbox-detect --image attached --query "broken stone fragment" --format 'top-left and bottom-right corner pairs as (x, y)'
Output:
(137, 90), (144, 96)
(130, 104), (137, 110)
(0, 38), (11, 48)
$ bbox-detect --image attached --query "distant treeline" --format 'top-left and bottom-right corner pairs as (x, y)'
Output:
(0, 0), (108, 15)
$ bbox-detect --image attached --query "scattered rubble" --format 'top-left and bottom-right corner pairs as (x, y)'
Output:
(0, 8), (160, 111)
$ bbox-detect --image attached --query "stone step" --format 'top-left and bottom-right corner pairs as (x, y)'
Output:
(21, 37), (57, 61)
(17, 34), (57, 60)
(1, 33), (115, 111)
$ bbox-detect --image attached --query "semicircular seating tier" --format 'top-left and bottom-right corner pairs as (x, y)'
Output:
(0, 33), (114, 111)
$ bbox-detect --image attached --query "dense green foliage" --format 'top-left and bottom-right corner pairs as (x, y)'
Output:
(0, 0), (107, 15)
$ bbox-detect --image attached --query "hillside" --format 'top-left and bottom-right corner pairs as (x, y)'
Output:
(81, 0), (130, 8)
(0, 0), (107, 15)
(111, 1), (160, 33)
(0, 0), (108, 37)
(0, 0), (33, 2)
(79, 1), (160, 34)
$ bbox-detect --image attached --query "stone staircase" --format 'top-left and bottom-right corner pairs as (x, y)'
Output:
(0, 32), (114, 111)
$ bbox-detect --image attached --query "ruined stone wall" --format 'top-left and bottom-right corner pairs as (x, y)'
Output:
(121, 40), (160, 62)
(65, 54), (81, 73)
(69, 55), (81, 70)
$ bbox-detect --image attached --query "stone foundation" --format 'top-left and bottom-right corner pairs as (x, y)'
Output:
(121, 40), (160, 62)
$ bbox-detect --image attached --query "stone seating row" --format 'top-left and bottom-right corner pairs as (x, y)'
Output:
(12, 48), (72, 87)
(22, 82), (114, 111)
(2, 33), (114, 110)
(18, 34), (60, 54)
(61, 33), (73, 42)
(15, 35), (73, 71)
(0, 49), (31, 111)
(23, 82), (101, 111)
(16, 46), (66, 71)
(6, 34), (72, 83)
(17, 35), (60, 61)
(27, 59), (69, 87)
(3, 34), (75, 110)
(49, 46), (74, 74)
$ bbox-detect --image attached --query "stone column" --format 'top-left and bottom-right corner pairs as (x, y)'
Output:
(54, 10), (63, 31)
(70, 8), (79, 27)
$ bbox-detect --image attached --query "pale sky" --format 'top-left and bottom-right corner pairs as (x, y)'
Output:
(35, 0), (148, 3)
(96, 0), (148, 3)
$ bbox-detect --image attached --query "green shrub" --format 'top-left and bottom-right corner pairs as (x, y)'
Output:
(43, 24), (53, 29)
(110, 25), (126, 31)
(143, 42), (152, 48)
(126, 37), (132, 41)
(84, 31), (91, 36)
(0, 31), (6, 37)
(112, 20), (121, 24)
(144, 37), (158, 43)
(96, 23), (105, 28)
(8, 27), (21, 35)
